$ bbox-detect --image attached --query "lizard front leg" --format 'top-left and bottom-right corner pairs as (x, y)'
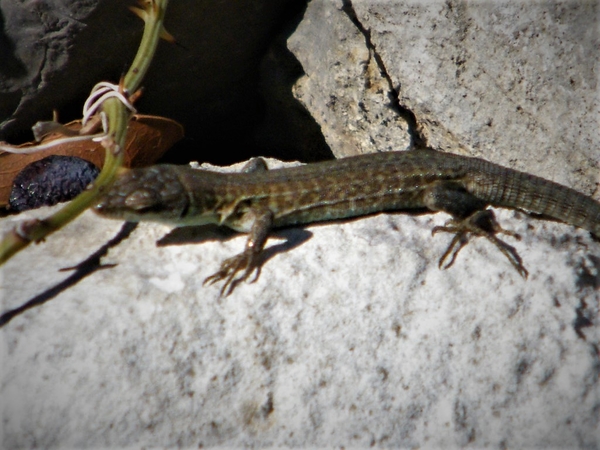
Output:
(423, 180), (528, 278)
(204, 158), (273, 295)
(204, 206), (273, 296)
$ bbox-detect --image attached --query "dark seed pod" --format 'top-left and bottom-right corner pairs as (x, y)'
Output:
(9, 155), (100, 212)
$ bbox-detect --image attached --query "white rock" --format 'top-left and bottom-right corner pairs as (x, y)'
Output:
(2, 1), (600, 447)
(1, 176), (599, 448)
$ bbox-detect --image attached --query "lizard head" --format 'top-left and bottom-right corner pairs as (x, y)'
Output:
(94, 166), (189, 223)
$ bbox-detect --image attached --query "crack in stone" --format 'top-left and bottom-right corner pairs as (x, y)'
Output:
(340, 0), (427, 148)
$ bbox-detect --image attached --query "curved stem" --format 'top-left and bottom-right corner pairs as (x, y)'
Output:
(0, 0), (169, 265)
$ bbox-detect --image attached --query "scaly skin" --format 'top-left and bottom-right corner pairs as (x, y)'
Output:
(94, 148), (600, 294)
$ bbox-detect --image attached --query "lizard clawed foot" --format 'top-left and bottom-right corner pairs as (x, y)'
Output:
(203, 249), (262, 296)
(432, 209), (528, 278)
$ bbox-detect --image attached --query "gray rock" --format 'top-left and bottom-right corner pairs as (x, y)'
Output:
(291, 0), (599, 193)
(358, 1), (599, 192)
(288, 0), (412, 158)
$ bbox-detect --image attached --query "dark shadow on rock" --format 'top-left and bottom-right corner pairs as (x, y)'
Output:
(157, 224), (312, 269)
(158, 224), (239, 246)
(253, 19), (334, 163)
(0, 0), (332, 166)
(0, 222), (137, 328)
(0, 12), (27, 79)
(0, 9), (30, 132)
(156, 0), (333, 166)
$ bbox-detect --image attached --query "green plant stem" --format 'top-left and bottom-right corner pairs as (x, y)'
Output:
(0, 0), (169, 265)
(124, 1), (169, 92)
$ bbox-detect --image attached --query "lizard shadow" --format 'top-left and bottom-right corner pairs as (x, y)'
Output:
(156, 224), (313, 267)
(155, 211), (436, 266)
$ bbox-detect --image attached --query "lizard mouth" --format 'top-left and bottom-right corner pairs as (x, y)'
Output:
(93, 165), (190, 222)
(95, 187), (161, 217)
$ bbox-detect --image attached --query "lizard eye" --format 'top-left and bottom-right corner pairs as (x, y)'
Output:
(124, 188), (162, 211)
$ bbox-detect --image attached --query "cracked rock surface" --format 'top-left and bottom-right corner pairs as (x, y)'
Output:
(288, 0), (413, 158)
(1, 1), (600, 448)
(291, 0), (599, 194)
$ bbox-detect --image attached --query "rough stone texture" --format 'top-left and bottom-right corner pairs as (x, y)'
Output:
(1, 159), (600, 448)
(288, 0), (413, 158)
(290, 1), (599, 193)
(2, 0), (600, 447)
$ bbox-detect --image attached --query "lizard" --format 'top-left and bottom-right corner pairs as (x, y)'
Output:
(93, 148), (600, 295)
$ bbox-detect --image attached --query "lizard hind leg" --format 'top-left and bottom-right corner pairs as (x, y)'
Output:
(432, 209), (528, 278)
(422, 180), (528, 278)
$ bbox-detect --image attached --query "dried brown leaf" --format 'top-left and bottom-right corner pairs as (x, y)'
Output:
(0, 114), (184, 207)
